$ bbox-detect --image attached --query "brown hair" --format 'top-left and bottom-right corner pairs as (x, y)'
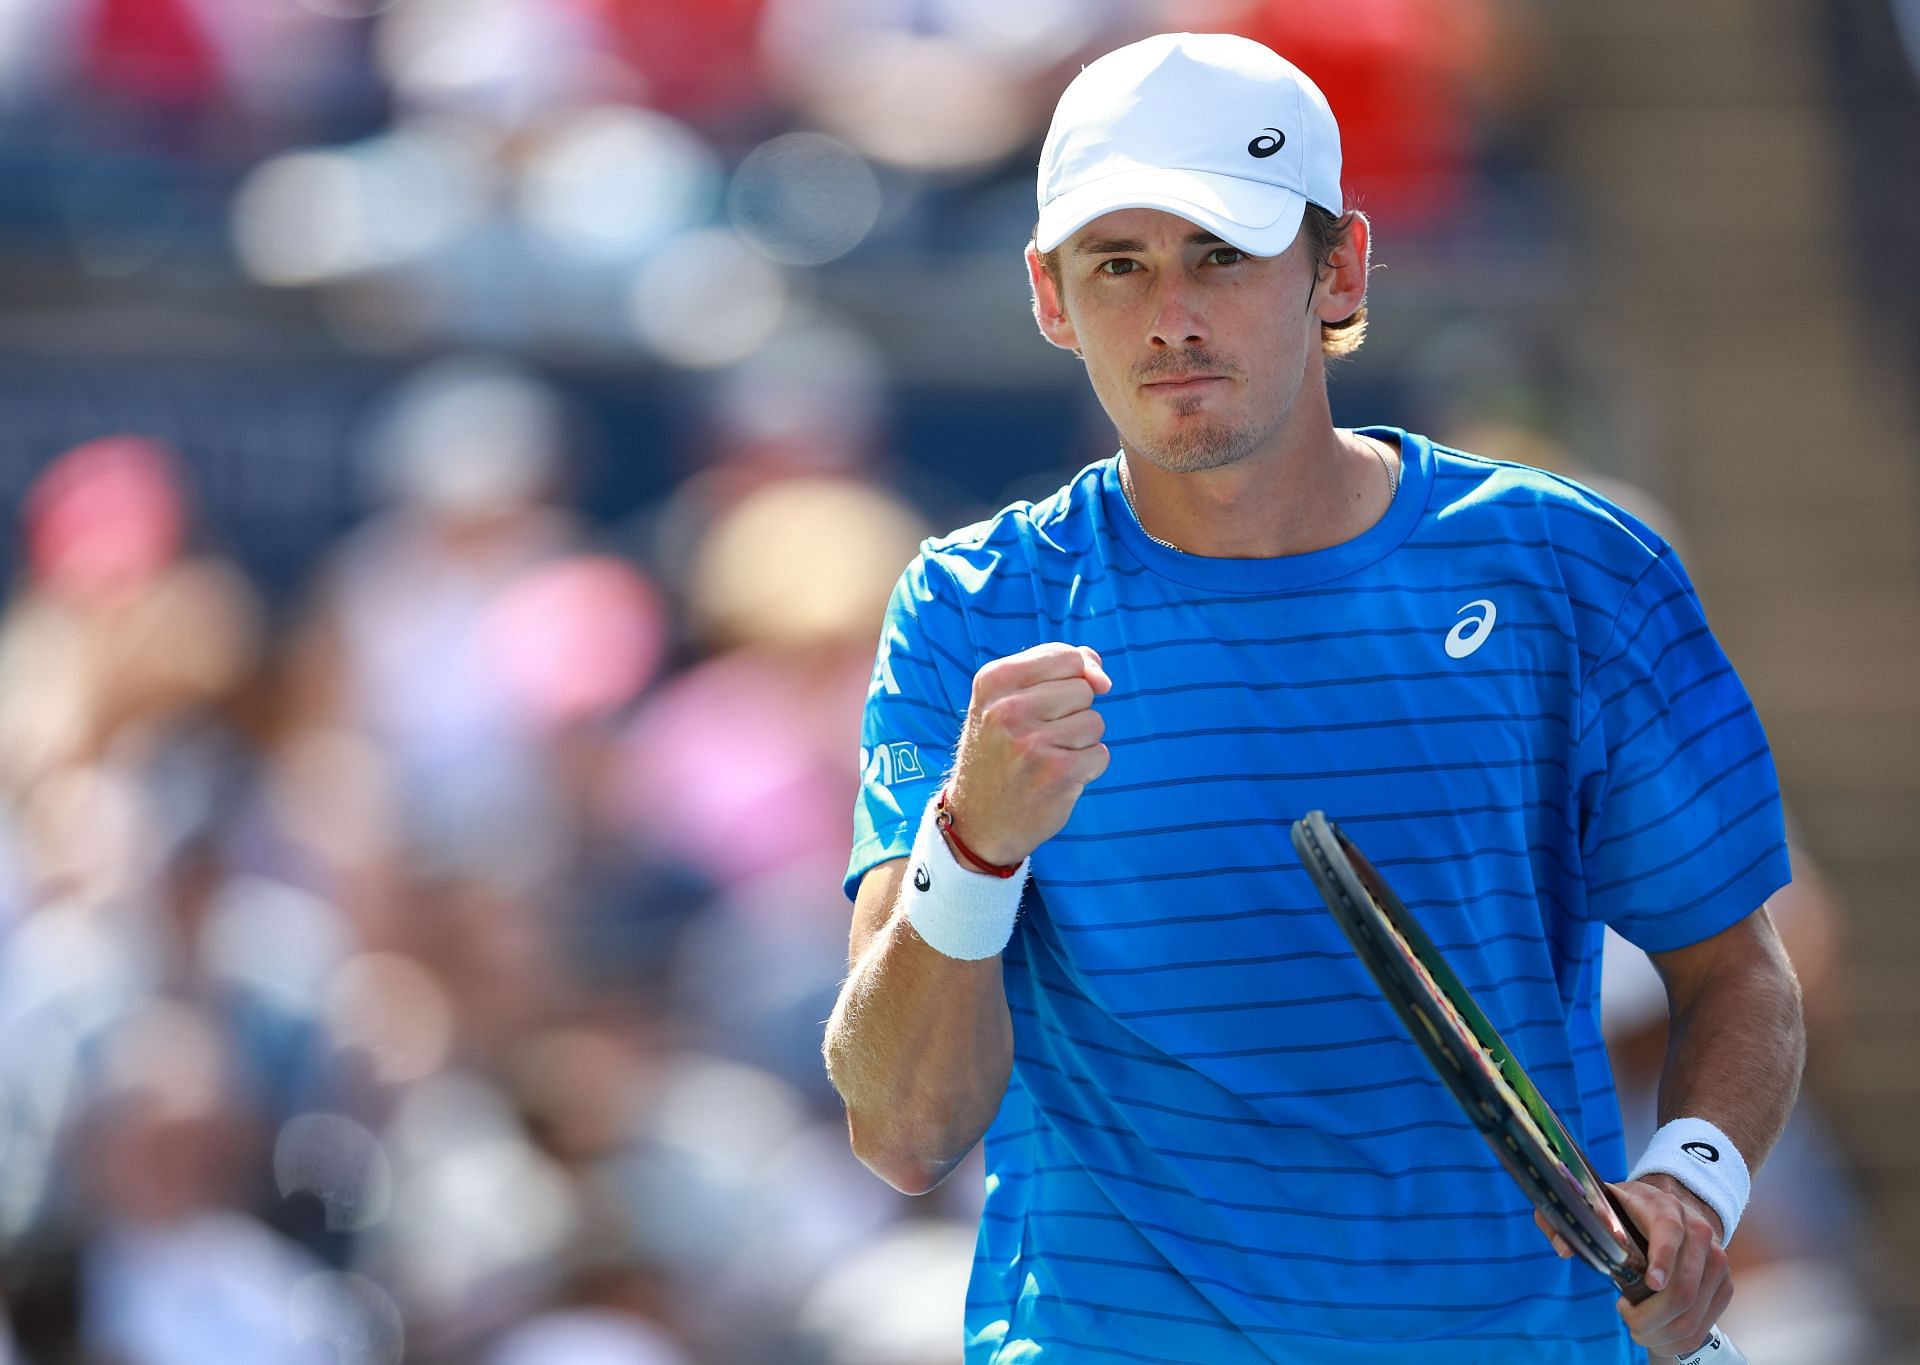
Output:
(1034, 204), (1368, 359)
(1298, 206), (1367, 358)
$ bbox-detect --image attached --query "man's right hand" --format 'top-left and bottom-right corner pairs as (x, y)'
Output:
(944, 641), (1112, 867)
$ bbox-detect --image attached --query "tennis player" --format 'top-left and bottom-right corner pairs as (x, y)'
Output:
(825, 32), (1805, 1363)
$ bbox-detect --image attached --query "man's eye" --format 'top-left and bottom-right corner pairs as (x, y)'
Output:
(1208, 247), (1246, 266)
(1097, 259), (1137, 276)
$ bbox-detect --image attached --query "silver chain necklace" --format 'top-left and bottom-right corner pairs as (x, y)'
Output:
(1119, 437), (1398, 553)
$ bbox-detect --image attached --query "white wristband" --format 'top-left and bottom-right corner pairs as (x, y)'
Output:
(900, 796), (1029, 960)
(1630, 1117), (1751, 1245)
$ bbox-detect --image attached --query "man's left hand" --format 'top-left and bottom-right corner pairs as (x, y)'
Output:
(1537, 1174), (1731, 1357)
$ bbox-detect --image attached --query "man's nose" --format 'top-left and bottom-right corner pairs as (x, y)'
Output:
(1147, 275), (1207, 349)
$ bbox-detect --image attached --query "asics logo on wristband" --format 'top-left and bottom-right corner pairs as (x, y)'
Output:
(1632, 1118), (1748, 1245)
(903, 792), (1027, 960)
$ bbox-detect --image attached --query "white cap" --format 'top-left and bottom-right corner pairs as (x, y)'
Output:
(1035, 33), (1342, 258)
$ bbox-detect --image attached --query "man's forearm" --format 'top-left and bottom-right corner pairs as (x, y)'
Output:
(1592, 915), (1804, 1353)
(825, 911), (1014, 1195)
(828, 642), (1108, 1192)
(1655, 939), (1806, 1176)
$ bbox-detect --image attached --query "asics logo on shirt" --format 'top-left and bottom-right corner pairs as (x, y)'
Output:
(1444, 599), (1498, 659)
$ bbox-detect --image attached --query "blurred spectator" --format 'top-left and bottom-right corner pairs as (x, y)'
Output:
(288, 356), (583, 895)
(375, 0), (611, 128)
(486, 1308), (694, 1365)
(0, 435), (260, 812)
(616, 476), (925, 1093)
(796, 1220), (977, 1365)
(79, 0), (226, 112)
(73, 1002), (339, 1365)
(586, 0), (770, 121)
(760, 0), (1115, 171)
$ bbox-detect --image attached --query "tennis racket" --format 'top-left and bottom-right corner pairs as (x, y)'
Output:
(1289, 811), (1744, 1365)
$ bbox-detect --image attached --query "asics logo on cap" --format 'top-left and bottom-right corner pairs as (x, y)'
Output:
(1031, 34), (1345, 255)
(1247, 127), (1287, 158)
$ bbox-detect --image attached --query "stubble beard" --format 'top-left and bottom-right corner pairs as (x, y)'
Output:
(1119, 395), (1267, 474)
(1113, 350), (1270, 474)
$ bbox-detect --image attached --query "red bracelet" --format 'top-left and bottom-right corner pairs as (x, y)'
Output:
(935, 788), (1024, 878)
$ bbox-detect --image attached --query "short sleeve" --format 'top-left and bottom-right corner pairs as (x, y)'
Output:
(1575, 548), (1791, 951)
(844, 553), (977, 900)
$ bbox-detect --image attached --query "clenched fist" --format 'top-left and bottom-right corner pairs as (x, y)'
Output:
(943, 641), (1112, 867)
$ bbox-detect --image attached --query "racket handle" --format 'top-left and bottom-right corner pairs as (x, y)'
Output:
(1606, 1194), (1747, 1363)
(1669, 1323), (1746, 1365)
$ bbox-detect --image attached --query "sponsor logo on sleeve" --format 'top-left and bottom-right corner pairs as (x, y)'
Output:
(861, 741), (927, 787)
(868, 652), (901, 698)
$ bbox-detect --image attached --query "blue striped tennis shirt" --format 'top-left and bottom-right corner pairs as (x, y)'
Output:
(846, 429), (1790, 1363)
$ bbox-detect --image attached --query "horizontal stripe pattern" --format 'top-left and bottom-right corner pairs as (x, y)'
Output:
(849, 433), (1775, 1363)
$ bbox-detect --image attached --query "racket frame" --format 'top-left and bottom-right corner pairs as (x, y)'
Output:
(1289, 810), (1653, 1299)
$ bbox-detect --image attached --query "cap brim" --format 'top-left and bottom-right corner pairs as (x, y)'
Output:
(1034, 168), (1309, 258)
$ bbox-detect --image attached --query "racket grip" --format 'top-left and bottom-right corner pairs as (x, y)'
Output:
(1669, 1323), (1746, 1365)
(1608, 1204), (1747, 1362)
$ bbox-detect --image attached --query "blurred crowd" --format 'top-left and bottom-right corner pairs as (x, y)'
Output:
(0, 1), (1900, 1363)
(0, 358), (980, 1364)
(0, 0), (1550, 365)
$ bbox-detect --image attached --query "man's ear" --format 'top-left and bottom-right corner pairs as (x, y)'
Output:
(1026, 244), (1081, 354)
(1310, 210), (1370, 324)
